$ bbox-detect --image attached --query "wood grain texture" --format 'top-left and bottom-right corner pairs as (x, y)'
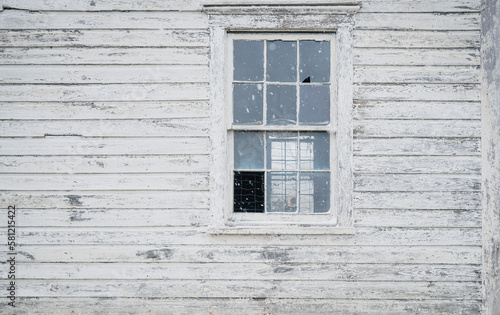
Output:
(354, 156), (481, 174)
(354, 48), (480, 66)
(356, 13), (480, 30)
(354, 30), (480, 48)
(354, 66), (480, 84)
(354, 120), (480, 138)
(354, 138), (480, 155)
(354, 101), (481, 119)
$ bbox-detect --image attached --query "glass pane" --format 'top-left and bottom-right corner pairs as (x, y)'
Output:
(234, 132), (264, 169)
(299, 41), (330, 83)
(299, 85), (330, 125)
(233, 40), (264, 81)
(267, 132), (298, 171)
(267, 41), (297, 82)
(267, 172), (297, 213)
(267, 85), (297, 125)
(299, 172), (330, 214)
(234, 171), (265, 213)
(299, 132), (330, 170)
(233, 83), (263, 125)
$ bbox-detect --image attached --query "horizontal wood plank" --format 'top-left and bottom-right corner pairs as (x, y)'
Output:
(0, 47), (208, 65)
(354, 66), (480, 84)
(9, 298), (482, 315)
(13, 279), (481, 299)
(0, 227), (481, 246)
(354, 48), (480, 66)
(354, 101), (481, 119)
(356, 13), (480, 30)
(0, 155), (210, 173)
(354, 209), (481, 228)
(355, 191), (481, 209)
(0, 118), (210, 137)
(0, 173), (209, 191)
(354, 30), (480, 48)
(354, 174), (480, 192)
(353, 156), (481, 174)
(0, 65), (209, 84)
(354, 120), (480, 138)
(1, 263), (480, 282)
(0, 83), (209, 102)
(354, 84), (480, 101)
(0, 11), (208, 29)
(0, 29), (209, 47)
(0, 101), (210, 119)
(8, 244), (482, 264)
(354, 138), (480, 156)
(0, 137), (209, 155)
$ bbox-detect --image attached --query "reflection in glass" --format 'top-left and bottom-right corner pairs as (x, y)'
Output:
(299, 132), (330, 170)
(267, 41), (297, 82)
(299, 41), (330, 83)
(299, 172), (330, 213)
(234, 171), (265, 213)
(299, 85), (330, 125)
(233, 40), (264, 81)
(234, 132), (264, 170)
(267, 85), (297, 125)
(233, 83), (263, 125)
(267, 132), (298, 171)
(267, 172), (297, 212)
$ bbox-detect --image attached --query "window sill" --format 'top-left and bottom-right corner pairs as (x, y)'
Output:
(208, 225), (356, 235)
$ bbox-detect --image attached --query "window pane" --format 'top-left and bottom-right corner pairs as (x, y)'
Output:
(233, 83), (263, 125)
(234, 131), (264, 169)
(299, 132), (330, 170)
(267, 85), (297, 125)
(233, 40), (264, 81)
(267, 132), (298, 171)
(267, 41), (297, 82)
(234, 171), (265, 213)
(299, 85), (330, 125)
(299, 172), (330, 214)
(299, 41), (330, 83)
(267, 172), (297, 213)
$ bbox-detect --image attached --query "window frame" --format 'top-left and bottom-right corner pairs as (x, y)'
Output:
(205, 3), (359, 235)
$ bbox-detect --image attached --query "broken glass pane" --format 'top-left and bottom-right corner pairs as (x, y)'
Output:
(299, 41), (330, 83)
(299, 172), (330, 214)
(267, 41), (297, 82)
(234, 171), (265, 213)
(299, 132), (330, 170)
(267, 85), (297, 125)
(267, 172), (297, 213)
(267, 132), (298, 171)
(234, 131), (264, 170)
(299, 85), (330, 125)
(233, 40), (264, 81)
(233, 83), (263, 125)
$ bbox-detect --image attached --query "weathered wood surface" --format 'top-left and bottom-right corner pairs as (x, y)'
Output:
(0, 155), (210, 173)
(0, 0), (481, 12)
(354, 156), (481, 174)
(0, 29), (209, 47)
(354, 209), (481, 227)
(0, 263), (480, 281)
(0, 118), (210, 137)
(0, 137), (209, 155)
(11, 279), (482, 299)
(354, 48), (480, 65)
(354, 120), (480, 138)
(0, 47), (209, 65)
(354, 101), (481, 119)
(354, 84), (480, 101)
(0, 227), (481, 246)
(354, 30), (480, 48)
(8, 298), (482, 315)
(0, 65), (209, 83)
(0, 101), (210, 119)
(354, 138), (480, 155)
(355, 191), (481, 209)
(354, 174), (480, 191)
(354, 66), (480, 83)
(356, 13), (480, 30)
(5, 244), (481, 264)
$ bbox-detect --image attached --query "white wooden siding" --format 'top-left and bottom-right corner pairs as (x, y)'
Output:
(0, 0), (483, 313)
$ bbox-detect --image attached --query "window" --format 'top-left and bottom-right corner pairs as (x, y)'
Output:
(204, 3), (359, 234)
(230, 34), (334, 216)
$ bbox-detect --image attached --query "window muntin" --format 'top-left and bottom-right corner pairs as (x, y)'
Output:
(230, 34), (334, 216)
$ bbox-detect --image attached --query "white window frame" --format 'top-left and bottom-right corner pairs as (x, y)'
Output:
(204, 2), (359, 235)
